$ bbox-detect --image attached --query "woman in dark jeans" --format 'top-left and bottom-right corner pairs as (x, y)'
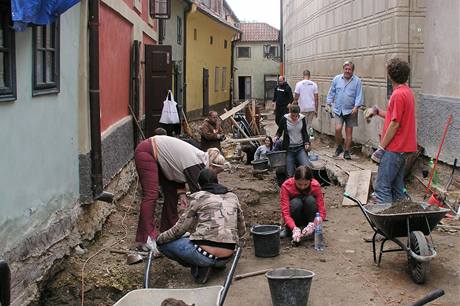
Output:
(157, 169), (246, 284)
(279, 166), (326, 243)
(275, 105), (313, 178)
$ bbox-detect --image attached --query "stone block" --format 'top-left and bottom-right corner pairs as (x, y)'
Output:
(358, 26), (368, 48)
(363, 0), (374, 17)
(330, 33), (338, 52)
(395, 17), (409, 43)
(348, 28), (358, 50)
(409, 16), (424, 44)
(343, 2), (352, 24)
(381, 18), (393, 45)
(353, 0), (363, 21)
(362, 55), (373, 78)
(374, 0), (387, 13)
(374, 54), (386, 78)
(368, 22), (380, 47)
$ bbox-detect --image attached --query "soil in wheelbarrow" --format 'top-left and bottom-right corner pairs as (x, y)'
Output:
(376, 201), (440, 215)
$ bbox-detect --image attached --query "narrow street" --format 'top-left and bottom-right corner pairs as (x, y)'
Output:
(39, 111), (460, 305)
(2, 1), (459, 305)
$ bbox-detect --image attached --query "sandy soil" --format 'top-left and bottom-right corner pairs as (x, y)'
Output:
(38, 111), (460, 306)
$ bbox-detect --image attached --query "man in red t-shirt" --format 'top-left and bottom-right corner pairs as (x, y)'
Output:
(365, 58), (417, 203)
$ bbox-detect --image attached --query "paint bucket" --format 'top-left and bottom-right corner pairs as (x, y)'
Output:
(266, 268), (315, 306)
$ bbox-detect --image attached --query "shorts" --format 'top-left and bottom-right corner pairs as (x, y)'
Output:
(335, 113), (358, 127)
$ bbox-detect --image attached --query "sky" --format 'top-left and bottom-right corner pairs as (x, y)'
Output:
(226, 0), (280, 29)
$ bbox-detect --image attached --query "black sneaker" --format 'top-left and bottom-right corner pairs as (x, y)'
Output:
(191, 266), (212, 284)
(343, 151), (352, 160)
(334, 145), (344, 157)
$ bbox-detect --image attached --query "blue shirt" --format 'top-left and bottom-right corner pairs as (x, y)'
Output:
(326, 74), (363, 115)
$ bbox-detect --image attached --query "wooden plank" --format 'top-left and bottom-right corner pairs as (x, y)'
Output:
(225, 136), (267, 143)
(219, 100), (250, 120)
(342, 170), (372, 207)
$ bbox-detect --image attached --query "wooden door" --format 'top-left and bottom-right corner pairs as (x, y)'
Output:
(144, 44), (172, 138)
(202, 68), (209, 116)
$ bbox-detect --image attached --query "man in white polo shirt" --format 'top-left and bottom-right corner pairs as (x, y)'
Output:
(293, 70), (319, 128)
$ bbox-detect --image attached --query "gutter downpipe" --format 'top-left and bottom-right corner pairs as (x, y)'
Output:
(183, 1), (193, 113)
(88, 0), (113, 203)
(279, 0), (284, 76)
(230, 33), (240, 107)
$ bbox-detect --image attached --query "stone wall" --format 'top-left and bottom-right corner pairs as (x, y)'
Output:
(283, 0), (425, 147)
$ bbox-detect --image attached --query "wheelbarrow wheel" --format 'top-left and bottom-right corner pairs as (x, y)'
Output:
(408, 231), (431, 284)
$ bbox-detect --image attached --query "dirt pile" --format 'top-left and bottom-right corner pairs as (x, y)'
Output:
(376, 201), (441, 215)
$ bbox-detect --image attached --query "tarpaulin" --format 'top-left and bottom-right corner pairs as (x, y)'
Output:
(11, 0), (80, 31)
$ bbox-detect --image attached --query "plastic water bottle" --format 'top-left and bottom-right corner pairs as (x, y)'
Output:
(314, 212), (325, 251)
(309, 127), (315, 140)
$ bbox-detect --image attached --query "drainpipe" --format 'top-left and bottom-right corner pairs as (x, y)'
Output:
(88, 0), (113, 203)
(183, 1), (193, 113)
(279, 0), (284, 75)
(230, 33), (240, 108)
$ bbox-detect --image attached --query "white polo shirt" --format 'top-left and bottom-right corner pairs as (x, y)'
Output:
(294, 79), (318, 112)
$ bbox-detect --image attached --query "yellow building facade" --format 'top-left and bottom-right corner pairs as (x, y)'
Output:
(185, 4), (239, 118)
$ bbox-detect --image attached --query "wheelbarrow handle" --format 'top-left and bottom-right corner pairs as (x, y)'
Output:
(343, 192), (378, 233)
(410, 288), (444, 306)
(408, 246), (437, 262)
(219, 246), (242, 306)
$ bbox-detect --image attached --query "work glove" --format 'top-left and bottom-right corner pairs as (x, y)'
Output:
(371, 146), (385, 164)
(292, 227), (302, 243)
(364, 105), (380, 122)
(145, 236), (161, 257)
(301, 222), (315, 238)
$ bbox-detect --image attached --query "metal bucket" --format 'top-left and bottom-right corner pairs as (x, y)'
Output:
(266, 151), (287, 168)
(266, 268), (315, 306)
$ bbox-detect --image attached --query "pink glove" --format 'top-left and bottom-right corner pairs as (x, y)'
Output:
(301, 222), (315, 237)
(292, 227), (301, 243)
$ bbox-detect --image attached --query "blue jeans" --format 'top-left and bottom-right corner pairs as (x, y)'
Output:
(286, 146), (312, 177)
(158, 238), (230, 268)
(374, 151), (407, 204)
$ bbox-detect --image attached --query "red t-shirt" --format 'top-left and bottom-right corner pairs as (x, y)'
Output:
(382, 84), (417, 152)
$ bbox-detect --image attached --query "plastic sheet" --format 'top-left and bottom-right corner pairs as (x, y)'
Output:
(11, 0), (80, 31)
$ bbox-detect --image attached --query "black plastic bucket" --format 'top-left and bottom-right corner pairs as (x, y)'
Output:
(266, 268), (315, 306)
(250, 225), (281, 257)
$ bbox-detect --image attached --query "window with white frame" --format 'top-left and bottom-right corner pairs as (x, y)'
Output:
(237, 47), (250, 58)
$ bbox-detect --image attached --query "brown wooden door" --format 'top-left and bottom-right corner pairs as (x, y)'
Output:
(202, 68), (209, 116)
(144, 44), (172, 138)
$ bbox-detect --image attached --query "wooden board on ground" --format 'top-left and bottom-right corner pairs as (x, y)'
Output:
(342, 170), (372, 207)
(219, 100), (249, 120)
(225, 136), (266, 143)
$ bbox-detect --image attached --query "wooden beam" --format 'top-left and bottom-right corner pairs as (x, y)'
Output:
(225, 136), (267, 143)
(220, 100), (249, 120)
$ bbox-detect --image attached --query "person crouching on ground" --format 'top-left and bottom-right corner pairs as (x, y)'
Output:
(134, 135), (228, 254)
(200, 111), (225, 151)
(279, 166), (326, 243)
(254, 136), (274, 161)
(275, 105), (313, 178)
(157, 169), (246, 284)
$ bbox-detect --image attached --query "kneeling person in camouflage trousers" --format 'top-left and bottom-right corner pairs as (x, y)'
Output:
(157, 169), (246, 284)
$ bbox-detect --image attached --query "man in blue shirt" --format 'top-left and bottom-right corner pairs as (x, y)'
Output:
(326, 61), (363, 159)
